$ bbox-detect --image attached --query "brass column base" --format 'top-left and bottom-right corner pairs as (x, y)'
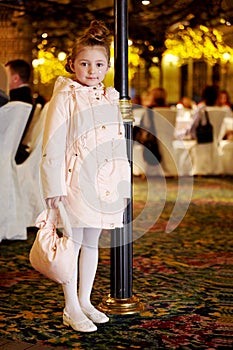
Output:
(98, 294), (144, 315)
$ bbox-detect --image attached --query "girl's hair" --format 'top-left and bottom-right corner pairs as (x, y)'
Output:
(65, 20), (111, 73)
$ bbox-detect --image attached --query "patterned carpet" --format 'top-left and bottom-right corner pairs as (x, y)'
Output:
(0, 176), (233, 349)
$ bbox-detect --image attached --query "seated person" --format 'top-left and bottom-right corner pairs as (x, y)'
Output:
(223, 130), (233, 141)
(5, 59), (37, 164)
(5, 59), (33, 104)
(179, 85), (219, 140)
(141, 87), (168, 108)
(217, 89), (233, 119)
(176, 96), (196, 110)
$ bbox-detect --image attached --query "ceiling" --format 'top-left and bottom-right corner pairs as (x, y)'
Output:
(0, 0), (233, 62)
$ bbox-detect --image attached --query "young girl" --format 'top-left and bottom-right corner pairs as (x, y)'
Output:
(40, 20), (131, 332)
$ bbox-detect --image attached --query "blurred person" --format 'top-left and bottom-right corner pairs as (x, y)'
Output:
(176, 96), (196, 120)
(5, 59), (37, 163)
(5, 59), (33, 104)
(141, 87), (168, 108)
(176, 96), (196, 110)
(196, 85), (219, 108)
(223, 130), (233, 141)
(133, 87), (162, 166)
(180, 85), (219, 139)
(217, 89), (232, 118)
(0, 62), (9, 107)
(217, 89), (231, 107)
(131, 94), (142, 108)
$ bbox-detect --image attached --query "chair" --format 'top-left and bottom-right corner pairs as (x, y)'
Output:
(205, 107), (227, 142)
(219, 116), (233, 141)
(133, 108), (178, 177)
(132, 107), (146, 126)
(21, 103), (43, 147)
(153, 108), (177, 126)
(173, 107), (227, 176)
(16, 102), (49, 227)
(172, 139), (196, 176)
(152, 108), (178, 176)
(0, 101), (33, 242)
(132, 107), (164, 177)
(219, 140), (233, 175)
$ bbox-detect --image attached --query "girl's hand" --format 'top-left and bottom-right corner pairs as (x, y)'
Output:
(45, 196), (66, 209)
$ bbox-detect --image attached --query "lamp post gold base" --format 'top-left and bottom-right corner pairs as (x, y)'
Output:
(98, 294), (144, 315)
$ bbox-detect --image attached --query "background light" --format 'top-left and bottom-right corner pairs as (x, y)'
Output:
(58, 52), (67, 61)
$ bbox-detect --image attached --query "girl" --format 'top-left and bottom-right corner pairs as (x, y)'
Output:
(40, 20), (131, 332)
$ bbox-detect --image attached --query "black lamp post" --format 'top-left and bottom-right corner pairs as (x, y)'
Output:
(98, 0), (143, 314)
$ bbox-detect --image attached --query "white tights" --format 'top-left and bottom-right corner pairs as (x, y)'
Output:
(62, 227), (102, 321)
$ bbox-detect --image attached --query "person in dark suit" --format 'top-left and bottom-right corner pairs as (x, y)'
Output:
(5, 59), (34, 163)
(5, 59), (33, 104)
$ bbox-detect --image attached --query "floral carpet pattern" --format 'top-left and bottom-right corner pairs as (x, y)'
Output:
(0, 176), (233, 349)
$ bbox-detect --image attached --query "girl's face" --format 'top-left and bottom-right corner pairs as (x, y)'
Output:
(71, 46), (110, 86)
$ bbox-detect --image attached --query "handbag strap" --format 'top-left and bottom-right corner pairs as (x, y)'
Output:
(46, 203), (72, 238)
(198, 109), (212, 126)
(58, 201), (72, 238)
(204, 110), (211, 124)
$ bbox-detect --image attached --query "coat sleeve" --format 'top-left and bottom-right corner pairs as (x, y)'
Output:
(40, 93), (68, 199)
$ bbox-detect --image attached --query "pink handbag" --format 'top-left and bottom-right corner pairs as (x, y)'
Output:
(29, 202), (76, 284)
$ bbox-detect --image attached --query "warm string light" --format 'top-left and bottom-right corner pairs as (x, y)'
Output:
(32, 30), (70, 84)
(128, 45), (141, 80)
(165, 25), (233, 65)
(33, 24), (232, 85)
(33, 50), (68, 84)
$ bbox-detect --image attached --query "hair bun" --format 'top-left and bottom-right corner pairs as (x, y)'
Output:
(84, 20), (110, 42)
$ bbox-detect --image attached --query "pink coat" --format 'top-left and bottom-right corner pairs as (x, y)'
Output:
(41, 76), (131, 229)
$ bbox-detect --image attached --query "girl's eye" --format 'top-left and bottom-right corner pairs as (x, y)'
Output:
(97, 63), (104, 68)
(81, 62), (88, 67)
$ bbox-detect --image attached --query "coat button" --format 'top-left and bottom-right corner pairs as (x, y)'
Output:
(102, 125), (106, 130)
(68, 168), (72, 172)
(105, 190), (110, 196)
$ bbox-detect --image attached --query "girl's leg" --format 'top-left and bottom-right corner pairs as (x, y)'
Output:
(62, 228), (89, 322)
(78, 227), (102, 310)
(78, 228), (109, 323)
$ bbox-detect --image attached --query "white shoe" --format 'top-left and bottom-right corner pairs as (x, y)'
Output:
(82, 307), (109, 324)
(63, 310), (97, 332)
